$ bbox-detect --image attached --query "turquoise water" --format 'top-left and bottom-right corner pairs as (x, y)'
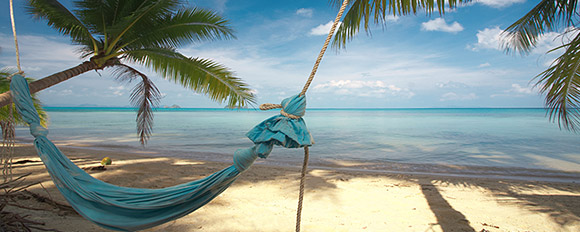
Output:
(15, 108), (580, 178)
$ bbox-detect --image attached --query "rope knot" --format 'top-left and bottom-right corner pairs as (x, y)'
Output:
(259, 93), (309, 120)
(259, 103), (302, 119)
(6, 70), (24, 81)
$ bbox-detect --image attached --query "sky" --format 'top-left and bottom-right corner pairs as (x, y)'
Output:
(0, 0), (568, 108)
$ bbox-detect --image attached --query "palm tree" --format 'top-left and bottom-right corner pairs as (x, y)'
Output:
(0, 0), (255, 144)
(502, 0), (580, 131)
(0, 68), (47, 140)
(330, 0), (471, 49)
(330, 0), (579, 131)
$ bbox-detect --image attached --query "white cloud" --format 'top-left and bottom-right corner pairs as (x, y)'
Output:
(387, 15), (400, 22)
(436, 81), (470, 89)
(532, 31), (569, 55)
(421, 18), (464, 33)
(509, 84), (533, 94)
(470, 26), (576, 55)
(59, 89), (73, 96)
(440, 92), (478, 101)
(478, 62), (491, 68)
(470, 26), (503, 51)
(491, 84), (535, 98)
(108, 86), (126, 96)
(313, 80), (415, 98)
(48, 89), (73, 96)
(475, 0), (525, 8)
(211, 0), (228, 13)
(296, 8), (313, 17)
(310, 21), (341, 36)
(0, 33), (83, 79)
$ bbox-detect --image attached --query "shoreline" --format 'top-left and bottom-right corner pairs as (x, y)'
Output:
(34, 140), (580, 184)
(3, 143), (580, 231)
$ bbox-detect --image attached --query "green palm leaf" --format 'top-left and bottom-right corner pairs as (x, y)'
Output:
(98, 0), (181, 54)
(21, 0), (254, 144)
(0, 68), (48, 127)
(26, 0), (97, 49)
(126, 48), (255, 108)
(330, 0), (471, 49)
(122, 8), (235, 49)
(110, 64), (161, 145)
(502, 0), (580, 131)
(502, 0), (579, 54)
(534, 33), (580, 131)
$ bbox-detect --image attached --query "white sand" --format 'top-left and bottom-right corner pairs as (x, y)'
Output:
(3, 144), (580, 232)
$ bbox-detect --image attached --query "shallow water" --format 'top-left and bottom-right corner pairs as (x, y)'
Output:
(14, 108), (580, 181)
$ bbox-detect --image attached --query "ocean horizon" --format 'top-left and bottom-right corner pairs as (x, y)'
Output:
(14, 107), (580, 182)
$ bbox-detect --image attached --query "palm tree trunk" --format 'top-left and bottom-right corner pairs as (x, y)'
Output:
(0, 61), (98, 108)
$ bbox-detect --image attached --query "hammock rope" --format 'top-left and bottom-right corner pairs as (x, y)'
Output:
(7, 0), (350, 230)
(293, 0), (349, 231)
(300, 0), (349, 97)
(2, 0), (22, 181)
(9, 0), (22, 74)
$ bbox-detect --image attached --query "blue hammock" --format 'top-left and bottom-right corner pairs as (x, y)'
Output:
(10, 74), (313, 231)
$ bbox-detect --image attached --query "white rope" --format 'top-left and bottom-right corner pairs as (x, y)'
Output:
(3, 0), (21, 181)
(300, 0), (350, 97)
(9, 0), (22, 74)
(295, 1), (350, 231)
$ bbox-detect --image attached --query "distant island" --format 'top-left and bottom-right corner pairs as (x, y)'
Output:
(163, 104), (181, 109)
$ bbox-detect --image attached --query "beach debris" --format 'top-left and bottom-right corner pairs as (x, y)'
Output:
(1, 173), (62, 231)
(22, 190), (75, 215)
(101, 157), (112, 166)
(83, 166), (107, 171)
(13, 159), (40, 165)
(481, 223), (499, 229)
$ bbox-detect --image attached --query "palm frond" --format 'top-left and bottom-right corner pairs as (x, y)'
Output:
(502, 0), (579, 55)
(109, 64), (161, 145)
(331, 0), (471, 49)
(122, 8), (235, 50)
(125, 48), (255, 108)
(26, 0), (97, 49)
(101, 0), (181, 54)
(333, 0), (376, 50)
(0, 68), (48, 127)
(534, 32), (580, 131)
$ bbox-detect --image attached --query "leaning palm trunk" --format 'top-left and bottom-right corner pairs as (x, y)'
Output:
(0, 61), (98, 108)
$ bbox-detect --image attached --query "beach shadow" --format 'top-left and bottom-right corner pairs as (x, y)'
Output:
(489, 182), (580, 228)
(8, 144), (580, 232)
(420, 177), (580, 230)
(419, 180), (475, 232)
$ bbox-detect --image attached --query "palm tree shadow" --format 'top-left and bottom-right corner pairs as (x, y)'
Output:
(419, 180), (475, 232)
(491, 183), (580, 227)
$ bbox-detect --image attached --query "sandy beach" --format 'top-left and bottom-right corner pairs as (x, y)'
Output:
(3, 143), (579, 232)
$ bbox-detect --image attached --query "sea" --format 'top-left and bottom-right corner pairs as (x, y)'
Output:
(14, 107), (580, 182)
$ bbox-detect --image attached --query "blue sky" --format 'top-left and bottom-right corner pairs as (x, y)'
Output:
(0, 0), (566, 108)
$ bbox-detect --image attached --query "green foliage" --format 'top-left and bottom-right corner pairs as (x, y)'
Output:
(332, 0), (580, 132)
(330, 0), (472, 49)
(0, 68), (48, 128)
(502, 0), (580, 131)
(26, 0), (255, 144)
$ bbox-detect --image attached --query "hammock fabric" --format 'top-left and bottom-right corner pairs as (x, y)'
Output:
(10, 74), (313, 231)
